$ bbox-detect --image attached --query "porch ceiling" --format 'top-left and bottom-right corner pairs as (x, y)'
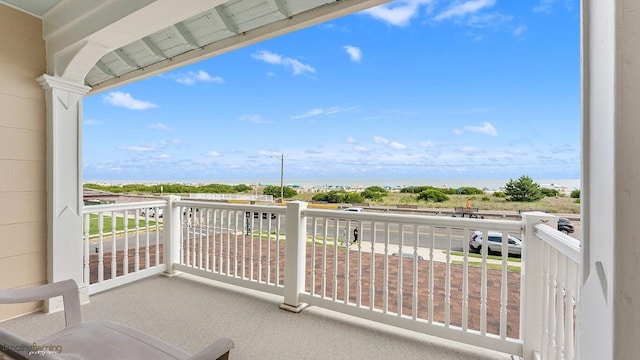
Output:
(0, 0), (387, 93)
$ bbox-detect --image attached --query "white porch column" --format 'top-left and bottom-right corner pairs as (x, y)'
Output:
(163, 195), (182, 276)
(582, 1), (640, 358)
(37, 75), (91, 311)
(280, 201), (308, 313)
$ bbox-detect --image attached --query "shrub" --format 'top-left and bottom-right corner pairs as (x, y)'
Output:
(540, 188), (561, 197)
(361, 186), (389, 200)
(504, 175), (544, 202)
(481, 196), (490, 201)
(417, 189), (449, 202)
(493, 191), (506, 198)
(571, 189), (580, 198)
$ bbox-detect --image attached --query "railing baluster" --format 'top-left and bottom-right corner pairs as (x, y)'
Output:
(480, 229), (488, 335)
(233, 211), (238, 277)
(565, 260), (578, 359)
(500, 232), (508, 339)
(83, 213), (90, 285)
(369, 222), (376, 310)
(212, 209), (218, 272)
(383, 222), (389, 314)
(249, 212), (254, 280)
(356, 220), (363, 307)
(412, 224), (419, 320)
(445, 226), (452, 326)
(179, 207), (185, 265)
(242, 210), (247, 279)
(134, 212), (140, 272)
(462, 228), (469, 331)
(155, 209), (160, 266)
(397, 224), (404, 316)
(220, 210), (225, 274)
(333, 218), (338, 301)
(111, 210), (117, 280)
(123, 210), (129, 275)
(267, 212), (273, 284)
(428, 226), (435, 323)
(311, 217), (318, 295)
(205, 209), (211, 271)
(344, 220), (350, 304)
(145, 211), (150, 269)
(322, 217), (328, 298)
(258, 212), (263, 282)
(198, 209), (204, 269)
(98, 212), (104, 283)
(275, 214), (281, 284)
(226, 210), (231, 276)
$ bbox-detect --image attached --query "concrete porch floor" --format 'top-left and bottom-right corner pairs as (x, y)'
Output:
(1, 274), (513, 359)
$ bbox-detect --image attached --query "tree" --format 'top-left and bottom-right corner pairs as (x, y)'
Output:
(503, 175), (544, 202)
(361, 186), (388, 200)
(417, 189), (449, 202)
(262, 185), (297, 199)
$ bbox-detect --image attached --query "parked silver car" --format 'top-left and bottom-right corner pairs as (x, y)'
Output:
(468, 231), (522, 256)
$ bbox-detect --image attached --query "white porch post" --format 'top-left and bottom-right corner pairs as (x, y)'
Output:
(37, 75), (91, 311)
(582, 0), (640, 358)
(163, 195), (182, 275)
(280, 201), (308, 313)
(521, 212), (557, 359)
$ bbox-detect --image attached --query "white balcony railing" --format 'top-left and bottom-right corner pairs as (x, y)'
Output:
(81, 198), (580, 360)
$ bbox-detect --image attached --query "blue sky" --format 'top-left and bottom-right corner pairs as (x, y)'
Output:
(83, 0), (580, 187)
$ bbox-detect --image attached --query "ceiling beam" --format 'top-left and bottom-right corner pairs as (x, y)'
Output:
(173, 23), (200, 48)
(114, 49), (139, 69)
(140, 37), (167, 60)
(209, 6), (238, 35)
(95, 60), (117, 77)
(271, 0), (291, 18)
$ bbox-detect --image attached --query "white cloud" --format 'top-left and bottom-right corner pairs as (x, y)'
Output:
(347, 136), (357, 143)
(292, 106), (357, 120)
(103, 92), (158, 110)
(207, 151), (221, 157)
(452, 129), (463, 135)
(353, 145), (368, 152)
(175, 70), (223, 85)
(420, 141), (435, 148)
(117, 145), (156, 152)
(170, 139), (181, 145)
(374, 136), (390, 144)
(153, 154), (171, 159)
(343, 45), (362, 63)
(252, 50), (316, 75)
(362, 0), (434, 27)
(464, 122), (498, 136)
(533, 0), (558, 13)
(390, 141), (407, 150)
(434, 0), (497, 21)
(147, 122), (174, 131)
(239, 114), (270, 124)
(513, 24), (527, 37)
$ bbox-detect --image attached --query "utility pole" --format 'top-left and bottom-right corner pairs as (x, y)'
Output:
(271, 153), (284, 203)
(279, 153), (284, 203)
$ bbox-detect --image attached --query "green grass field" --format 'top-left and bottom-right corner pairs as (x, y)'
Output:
(293, 192), (580, 214)
(86, 214), (157, 236)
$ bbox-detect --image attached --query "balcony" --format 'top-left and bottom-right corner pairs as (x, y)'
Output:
(2, 199), (580, 359)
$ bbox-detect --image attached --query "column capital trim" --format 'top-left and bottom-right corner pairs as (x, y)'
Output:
(37, 74), (91, 95)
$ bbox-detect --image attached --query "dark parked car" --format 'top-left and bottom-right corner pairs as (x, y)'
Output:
(557, 218), (574, 234)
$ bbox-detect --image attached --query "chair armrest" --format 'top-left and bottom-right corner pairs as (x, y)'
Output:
(188, 337), (234, 360)
(0, 280), (81, 327)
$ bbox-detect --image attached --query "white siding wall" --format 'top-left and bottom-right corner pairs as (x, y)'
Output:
(0, 4), (47, 320)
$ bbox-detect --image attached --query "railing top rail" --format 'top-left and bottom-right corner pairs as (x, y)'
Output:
(302, 208), (524, 232)
(82, 200), (168, 214)
(173, 199), (286, 214)
(534, 223), (581, 263)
